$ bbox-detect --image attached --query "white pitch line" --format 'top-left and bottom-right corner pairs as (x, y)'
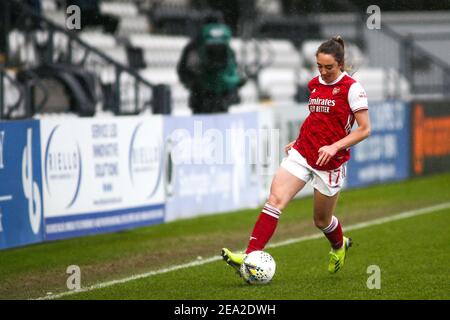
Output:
(268, 202), (450, 249)
(36, 201), (450, 300)
(36, 256), (222, 300)
(0, 195), (13, 202)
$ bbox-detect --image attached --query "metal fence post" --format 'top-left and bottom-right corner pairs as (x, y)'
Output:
(400, 34), (413, 92)
(152, 84), (172, 115)
(444, 68), (450, 96)
(0, 70), (4, 119)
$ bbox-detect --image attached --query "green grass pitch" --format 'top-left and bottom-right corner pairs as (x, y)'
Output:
(0, 173), (449, 300)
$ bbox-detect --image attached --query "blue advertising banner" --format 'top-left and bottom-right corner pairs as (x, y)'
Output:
(0, 120), (44, 249)
(163, 112), (260, 221)
(347, 100), (410, 188)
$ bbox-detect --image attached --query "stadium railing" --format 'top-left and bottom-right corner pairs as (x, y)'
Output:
(0, 0), (173, 119)
(380, 25), (450, 98)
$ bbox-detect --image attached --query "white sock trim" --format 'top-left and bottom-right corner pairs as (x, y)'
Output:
(322, 216), (338, 234)
(262, 203), (281, 219)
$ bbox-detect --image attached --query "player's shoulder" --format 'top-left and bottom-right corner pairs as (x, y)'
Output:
(341, 74), (367, 94)
(340, 73), (359, 86)
(345, 74), (368, 106)
(309, 75), (322, 86)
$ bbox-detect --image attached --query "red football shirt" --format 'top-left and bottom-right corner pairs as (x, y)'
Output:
(293, 72), (368, 171)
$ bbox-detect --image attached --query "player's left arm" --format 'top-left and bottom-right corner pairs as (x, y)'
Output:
(316, 110), (371, 166)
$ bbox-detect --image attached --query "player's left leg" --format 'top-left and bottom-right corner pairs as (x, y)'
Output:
(313, 190), (352, 274)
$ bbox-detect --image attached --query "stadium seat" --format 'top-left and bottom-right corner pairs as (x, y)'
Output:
(2, 70), (26, 119)
(142, 50), (181, 68)
(229, 38), (243, 54)
(100, 2), (139, 17)
(239, 82), (259, 104)
(256, 0), (282, 15)
(41, 0), (57, 12)
(72, 38), (128, 66)
(71, 32), (129, 67)
(79, 32), (117, 48)
(352, 67), (411, 101)
(259, 68), (297, 103)
(139, 68), (178, 85)
(345, 42), (367, 71)
(171, 84), (190, 114)
(266, 39), (302, 68)
(44, 11), (66, 27)
(231, 38), (302, 70)
(128, 34), (189, 52)
(118, 15), (151, 36)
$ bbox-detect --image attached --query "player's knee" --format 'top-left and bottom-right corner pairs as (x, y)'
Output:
(267, 193), (286, 211)
(313, 216), (330, 230)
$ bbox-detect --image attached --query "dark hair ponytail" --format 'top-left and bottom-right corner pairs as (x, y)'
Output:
(316, 36), (346, 71)
(332, 36), (345, 51)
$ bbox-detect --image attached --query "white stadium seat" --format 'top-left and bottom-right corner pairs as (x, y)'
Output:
(232, 38), (301, 70)
(118, 16), (150, 35)
(259, 68), (297, 102)
(139, 68), (179, 85)
(2, 71), (24, 118)
(128, 34), (189, 51)
(352, 68), (410, 101)
(345, 42), (367, 71)
(44, 11), (66, 27)
(301, 39), (324, 67)
(143, 50), (181, 68)
(239, 82), (259, 104)
(100, 2), (139, 17)
(41, 0), (57, 12)
(80, 32), (117, 48)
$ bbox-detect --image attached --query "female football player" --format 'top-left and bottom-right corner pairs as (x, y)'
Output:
(222, 36), (371, 275)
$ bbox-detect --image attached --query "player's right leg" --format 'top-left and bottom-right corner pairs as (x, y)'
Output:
(221, 166), (307, 275)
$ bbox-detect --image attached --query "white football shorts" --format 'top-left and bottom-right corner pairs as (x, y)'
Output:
(280, 148), (346, 197)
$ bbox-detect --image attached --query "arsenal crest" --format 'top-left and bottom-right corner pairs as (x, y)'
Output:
(332, 87), (340, 95)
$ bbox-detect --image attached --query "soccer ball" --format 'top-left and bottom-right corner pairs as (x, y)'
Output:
(239, 250), (276, 285)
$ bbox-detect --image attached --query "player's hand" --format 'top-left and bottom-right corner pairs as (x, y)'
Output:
(316, 144), (339, 166)
(284, 141), (295, 155)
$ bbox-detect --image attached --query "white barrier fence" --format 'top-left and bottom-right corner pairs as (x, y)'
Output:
(0, 100), (411, 249)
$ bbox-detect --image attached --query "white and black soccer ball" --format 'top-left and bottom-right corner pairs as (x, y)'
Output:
(239, 250), (276, 285)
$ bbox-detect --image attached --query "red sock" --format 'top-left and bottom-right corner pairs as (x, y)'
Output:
(321, 216), (343, 249)
(245, 203), (281, 254)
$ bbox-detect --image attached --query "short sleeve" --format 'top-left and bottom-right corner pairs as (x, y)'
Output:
(348, 82), (368, 113)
